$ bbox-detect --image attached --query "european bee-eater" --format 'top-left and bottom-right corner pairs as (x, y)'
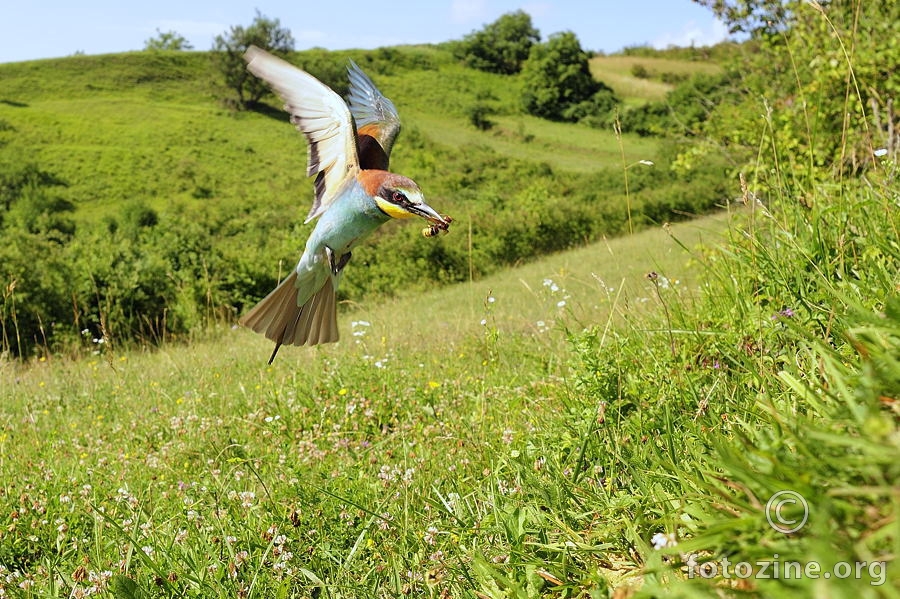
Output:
(240, 46), (450, 363)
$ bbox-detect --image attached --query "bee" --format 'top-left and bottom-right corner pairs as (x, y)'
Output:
(422, 214), (453, 238)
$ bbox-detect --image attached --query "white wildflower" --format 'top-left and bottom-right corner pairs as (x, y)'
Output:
(424, 526), (439, 545)
(651, 532), (676, 550)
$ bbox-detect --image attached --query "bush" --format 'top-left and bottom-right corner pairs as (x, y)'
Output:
(520, 32), (618, 122)
(631, 63), (650, 79)
(466, 103), (495, 130)
(144, 29), (193, 51)
(619, 71), (738, 137)
(562, 88), (619, 127)
(212, 10), (295, 109)
(454, 10), (540, 75)
(685, 1), (900, 175)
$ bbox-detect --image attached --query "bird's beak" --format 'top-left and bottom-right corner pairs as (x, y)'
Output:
(410, 202), (449, 226)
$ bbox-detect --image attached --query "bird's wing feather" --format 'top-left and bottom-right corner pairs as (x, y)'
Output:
(244, 46), (359, 222)
(346, 60), (401, 168)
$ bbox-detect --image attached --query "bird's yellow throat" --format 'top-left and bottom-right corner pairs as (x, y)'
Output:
(375, 197), (415, 219)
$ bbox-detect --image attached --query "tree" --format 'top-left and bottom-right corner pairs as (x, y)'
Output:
(520, 31), (617, 123)
(212, 11), (295, 108)
(692, 0), (791, 35)
(144, 29), (193, 51)
(455, 10), (540, 75)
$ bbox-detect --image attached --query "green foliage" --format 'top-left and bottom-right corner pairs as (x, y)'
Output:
(466, 102), (496, 130)
(454, 10), (540, 75)
(566, 179), (900, 596)
(2, 9), (898, 595)
(520, 31), (619, 123)
(630, 63), (650, 79)
(685, 0), (900, 177)
(143, 29), (193, 51)
(658, 70), (688, 84)
(0, 163), (65, 212)
(0, 46), (725, 358)
(693, 0), (791, 34)
(620, 41), (744, 63)
(212, 10), (295, 108)
(619, 71), (739, 137)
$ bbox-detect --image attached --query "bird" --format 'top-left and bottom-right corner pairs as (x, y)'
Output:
(239, 46), (451, 364)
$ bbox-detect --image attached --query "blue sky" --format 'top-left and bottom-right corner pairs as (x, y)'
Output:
(1, 1), (731, 64)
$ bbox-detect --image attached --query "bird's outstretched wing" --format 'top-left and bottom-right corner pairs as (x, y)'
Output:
(346, 60), (401, 171)
(244, 46), (360, 223)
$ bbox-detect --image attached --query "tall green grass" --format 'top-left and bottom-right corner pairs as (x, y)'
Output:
(563, 173), (898, 597)
(0, 215), (728, 598)
(2, 162), (895, 597)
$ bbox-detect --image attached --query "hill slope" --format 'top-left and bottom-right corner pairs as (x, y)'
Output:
(0, 47), (728, 356)
(0, 48), (696, 214)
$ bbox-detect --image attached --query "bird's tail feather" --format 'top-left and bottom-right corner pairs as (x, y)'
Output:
(240, 270), (339, 362)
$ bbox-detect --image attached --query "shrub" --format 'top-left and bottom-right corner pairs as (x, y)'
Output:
(520, 32), (618, 122)
(212, 10), (295, 109)
(631, 63), (650, 79)
(466, 103), (495, 130)
(454, 10), (540, 75)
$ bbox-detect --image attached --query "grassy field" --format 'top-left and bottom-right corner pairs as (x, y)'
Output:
(0, 48), (712, 218)
(0, 50), (664, 219)
(0, 47), (731, 358)
(404, 110), (660, 174)
(589, 55), (722, 104)
(3, 184), (897, 597)
(1, 28), (897, 598)
(0, 213), (734, 596)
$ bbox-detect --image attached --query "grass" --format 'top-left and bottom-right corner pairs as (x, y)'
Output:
(404, 110), (658, 174)
(590, 55), (722, 103)
(0, 50), (667, 217)
(2, 25), (898, 598)
(0, 213), (733, 596)
(3, 181), (897, 597)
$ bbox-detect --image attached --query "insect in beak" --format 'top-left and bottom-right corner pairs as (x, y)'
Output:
(422, 214), (453, 237)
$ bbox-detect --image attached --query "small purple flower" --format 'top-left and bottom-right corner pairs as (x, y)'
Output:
(772, 308), (795, 320)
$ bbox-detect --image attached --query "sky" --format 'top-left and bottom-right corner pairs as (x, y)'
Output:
(0, 0), (732, 64)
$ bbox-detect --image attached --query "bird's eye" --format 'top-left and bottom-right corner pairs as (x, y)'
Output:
(392, 191), (406, 204)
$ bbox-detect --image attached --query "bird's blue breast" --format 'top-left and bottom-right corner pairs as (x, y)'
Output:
(303, 179), (389, 260)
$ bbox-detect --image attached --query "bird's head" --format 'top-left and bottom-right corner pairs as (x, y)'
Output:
(365, 172), (449, 227)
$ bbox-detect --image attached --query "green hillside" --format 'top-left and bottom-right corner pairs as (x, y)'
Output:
(590, 54), (723, 103)
(1, 4), (898, 595)
(0, 46), (728, 356)
(0, 47), (708, 214)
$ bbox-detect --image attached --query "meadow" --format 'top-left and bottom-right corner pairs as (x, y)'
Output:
(0, 46), (727, 358)
(589, 54), (722, 104)
(3, 175), (897, 597)
(1, 4), (899, 596)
